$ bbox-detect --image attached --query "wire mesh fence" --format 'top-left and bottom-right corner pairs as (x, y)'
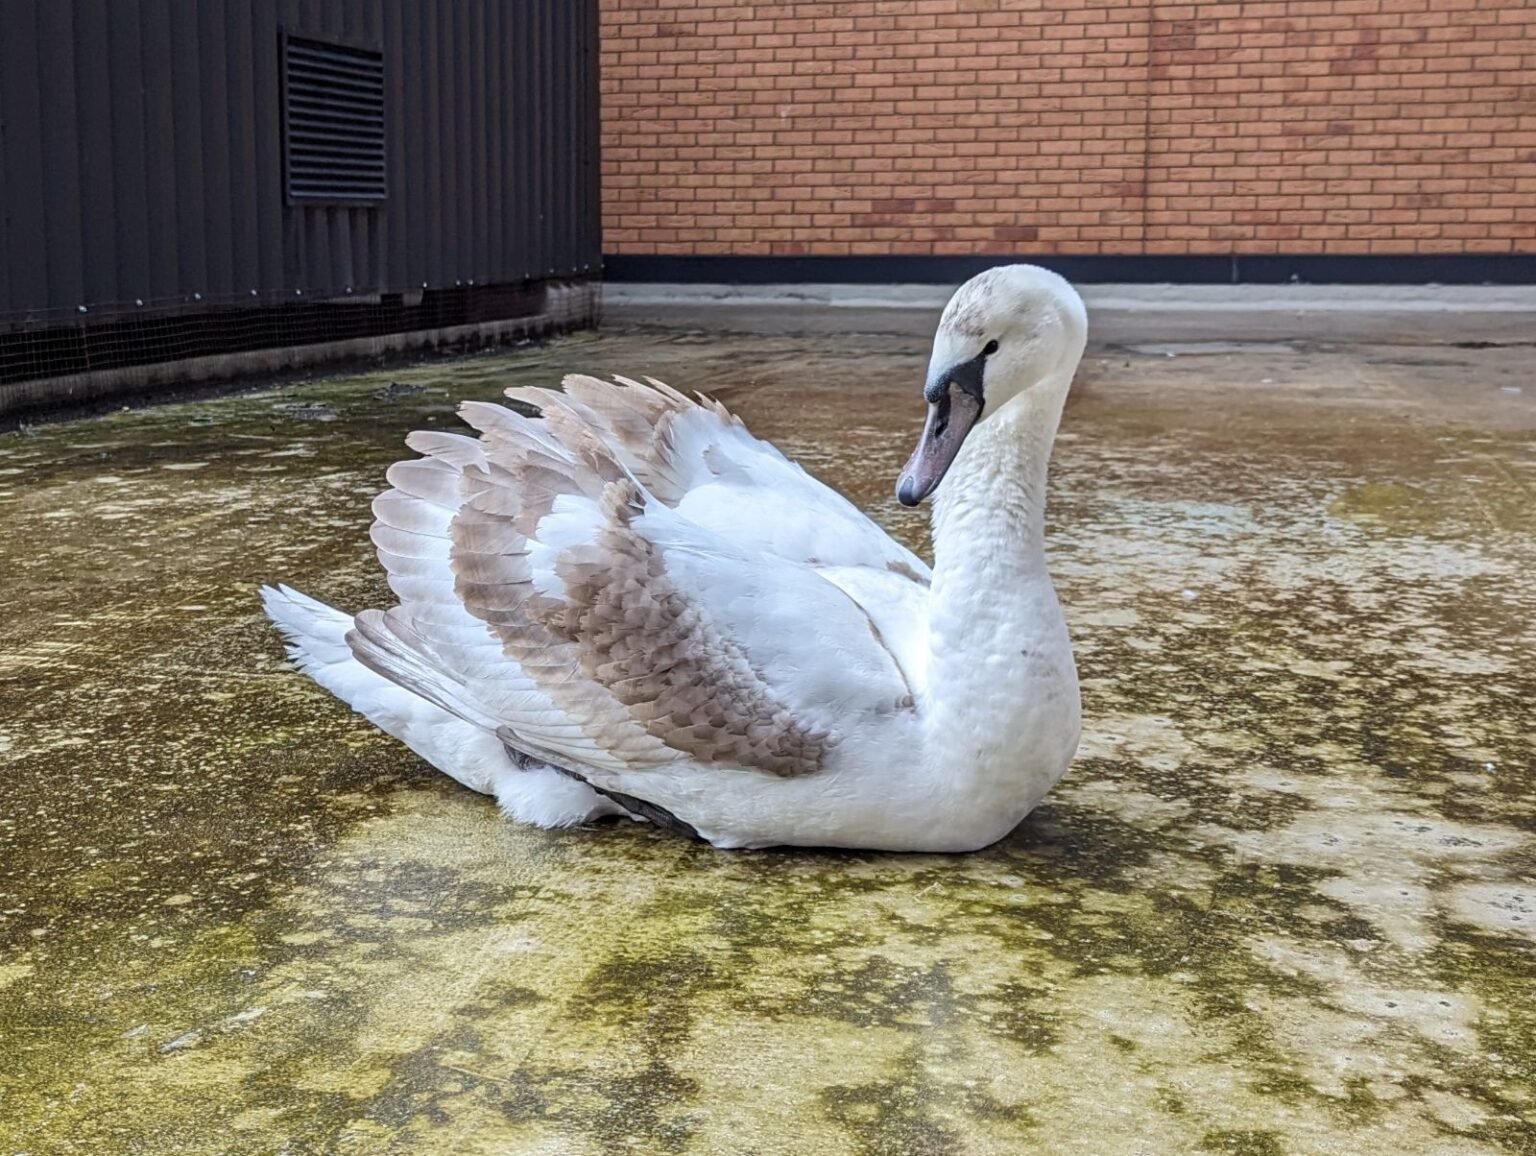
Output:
(0, 279), (596, 422)
(0, 282), (562, 385)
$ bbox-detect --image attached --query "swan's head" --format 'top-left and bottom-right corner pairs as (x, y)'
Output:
(897, 264), (1087, 506)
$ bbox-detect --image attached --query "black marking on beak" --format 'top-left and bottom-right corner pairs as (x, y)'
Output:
(924, 347), (991, 409)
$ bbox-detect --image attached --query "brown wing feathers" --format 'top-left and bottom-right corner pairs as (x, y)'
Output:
(451, 379), (828, 777)
(353, 375), (831, 779)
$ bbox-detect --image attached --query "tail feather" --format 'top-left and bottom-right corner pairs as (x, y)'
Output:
(258, 583), (621, 826)
(260, 583), (354, 672)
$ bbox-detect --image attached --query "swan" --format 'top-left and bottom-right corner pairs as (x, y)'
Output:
(262, 264), (1084, 851)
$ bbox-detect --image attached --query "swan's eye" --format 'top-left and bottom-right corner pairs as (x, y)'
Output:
(982, 339), (999, 356)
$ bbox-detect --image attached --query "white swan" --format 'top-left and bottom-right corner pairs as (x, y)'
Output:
(263, 264), (1084, 851)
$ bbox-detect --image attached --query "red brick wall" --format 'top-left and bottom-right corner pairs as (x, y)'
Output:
(600, 0), (1536, 256)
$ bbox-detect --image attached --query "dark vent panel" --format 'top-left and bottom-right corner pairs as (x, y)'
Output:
(282, 34), (386, 203)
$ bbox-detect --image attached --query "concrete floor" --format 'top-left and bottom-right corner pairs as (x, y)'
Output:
(600, 281), (1536, 345)
(1, 323), (1533, 1154)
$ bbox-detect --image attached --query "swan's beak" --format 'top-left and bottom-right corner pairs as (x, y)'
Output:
(896, 380), (984, 506)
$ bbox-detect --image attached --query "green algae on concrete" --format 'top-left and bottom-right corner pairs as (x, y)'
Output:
(1, 332), (1534, 1154)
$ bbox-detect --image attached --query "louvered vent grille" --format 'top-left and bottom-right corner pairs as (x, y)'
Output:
(282, 34), (386, 203)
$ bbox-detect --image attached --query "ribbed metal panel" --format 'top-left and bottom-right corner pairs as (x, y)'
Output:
(0, 0), (601, 330)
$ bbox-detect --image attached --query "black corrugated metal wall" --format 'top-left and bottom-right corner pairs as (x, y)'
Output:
(0, 0), (600, 330)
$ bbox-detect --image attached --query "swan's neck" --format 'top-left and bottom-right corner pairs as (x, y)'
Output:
(921, 385), (1080, 815)
(932, 392), (1057, 574)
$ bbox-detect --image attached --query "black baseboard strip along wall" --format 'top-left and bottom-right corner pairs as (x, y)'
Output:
(603, 252), (1536, 286)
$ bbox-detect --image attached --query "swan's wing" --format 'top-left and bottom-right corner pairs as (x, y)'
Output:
(500, 376), (932, 701)
(509, 375), (931, 584)
(355, 399), (914, 783)
(355, 428), (650, 772)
